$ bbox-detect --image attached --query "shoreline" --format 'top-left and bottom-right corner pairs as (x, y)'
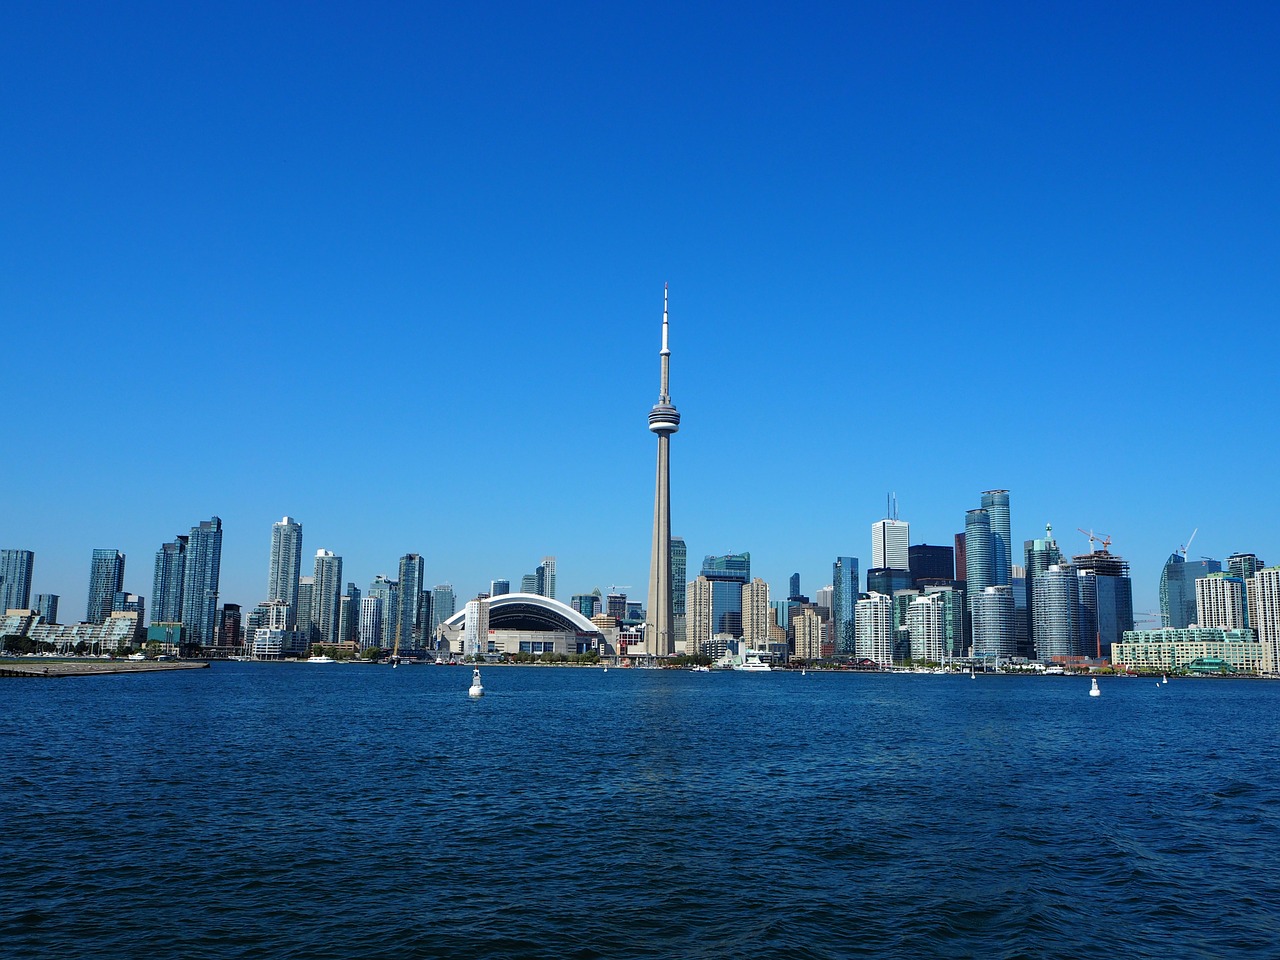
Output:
(0, 659), (210, 678)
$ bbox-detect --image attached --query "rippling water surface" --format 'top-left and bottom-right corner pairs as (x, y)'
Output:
(3, 665), (1279, 959)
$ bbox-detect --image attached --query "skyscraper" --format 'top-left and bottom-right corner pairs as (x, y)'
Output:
(700, 553), (751, 638)
(908, 544), (953, 585)
(520, 574), (538, 593)
(686, 576), (713, 656)
(536, 557), (556, 599)
(1024, 524), (1065, 655)
(872, 518), (910, 571)
(180, 518), (222, 649)
(1196, 573), (1247, 630)
(490, 579), (511, 597)
(794, 607), (824, 661)
(832, 556), (859, 655)
(1032, 564), (1082, 659)
(431, 583), (456, 637)
(644, 286), (680, 658)
(268, 517), (304, 627)
(396, 554), (424, 649)
(980, 490), (1012, 586)
(742, 578), (771, 648)
(1159, 554), (1221, 628)
(151, 536), (187, 625)
(33, 594), (59, 624)
(0, 549), (35, 613)
(86, 549), (126, 625)
(907, 592), (947, 663)
(365, 575), (399, 649)
(296, 577), (315, 642)
(339, 583), (361, 645)
(1252, 567), (1280, 673)
(972, 585), (1016, 659)
(964, 509), (994, 606)
(311, 550), (343, 646)
(856, 592), (894, 665)
(788, 573), (802, 601)
(671, 536), (687, 651)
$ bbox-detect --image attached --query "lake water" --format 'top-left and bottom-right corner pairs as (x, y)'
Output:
(2, 664), (1278, 959)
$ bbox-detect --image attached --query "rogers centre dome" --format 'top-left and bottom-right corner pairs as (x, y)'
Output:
(439, 593), (609, 657)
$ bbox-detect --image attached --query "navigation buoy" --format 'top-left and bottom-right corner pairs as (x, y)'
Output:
(1089, 678), (1101, 698)
(469, 666), (484, 698)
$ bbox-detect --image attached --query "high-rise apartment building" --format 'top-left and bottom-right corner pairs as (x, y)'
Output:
(686, 576), (713, 656)
(856, 592), (894, 665)
(180, 518), (223, 649)
(872, 518), (910, 571)
(964, 509), (994, 605)
(359, 594), (384, 651)
(1024, 524), (1065, 655)
(0, 549), (35, 613)
(972, 585), (1016, 659)
(1159, 554), (1221, 628)
(1032, 564), (1081, 659)
(268, 517), (304, 627)
(151, 536), (187, 625)
(339, 583), (360, 645)
(832, 556), (859, 655)
(431, 583), (456, 638)
(520, 574), (538, 593)
(1252, 567), (1280, 673)
(86, 549), (126, 625)
(742, 578), (771, 648)
(395, 555), (424, 649)
(671, 537), (687, 651)
(34, 594), (59, 624)
(296, 577), (315, 642)
(1196, 573), (1247, 631)
(463, 596), (490, 659)
(794, 607), (824, 661)
(922, 584), (965, 660)
(1073, 548), (1134, 658)
(311, 550), (343, 646)
(980, 490), (1012, 586)
(906, 591), (947, 663)
(536, 557), (557, 599)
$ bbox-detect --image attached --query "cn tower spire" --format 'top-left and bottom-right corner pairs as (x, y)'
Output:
(645, 285), (681, 659)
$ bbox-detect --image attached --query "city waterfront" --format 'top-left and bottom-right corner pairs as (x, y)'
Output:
(3, 664), (1278, 959)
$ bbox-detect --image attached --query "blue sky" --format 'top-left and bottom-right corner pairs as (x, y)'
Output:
(3, 2), (1278, 620)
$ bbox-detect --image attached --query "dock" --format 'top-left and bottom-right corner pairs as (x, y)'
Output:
(0, 660), (211, 678)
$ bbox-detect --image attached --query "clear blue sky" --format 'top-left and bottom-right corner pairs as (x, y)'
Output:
(3, 2), (1278, 620)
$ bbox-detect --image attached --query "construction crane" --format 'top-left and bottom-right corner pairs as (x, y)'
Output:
(1077, 528), (1113, 553)
(1178, 528), (1199, 560)
(607, 585), (632, 595)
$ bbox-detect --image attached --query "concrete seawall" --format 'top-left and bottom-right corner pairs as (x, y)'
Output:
(0, 660), (211, 678)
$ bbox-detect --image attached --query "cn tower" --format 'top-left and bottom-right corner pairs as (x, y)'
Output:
(644, 285), (680, 657)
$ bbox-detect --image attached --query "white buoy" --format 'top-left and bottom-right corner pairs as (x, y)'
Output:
(1089, 678), (1101, 697)
(1163, 675), (1168, 684)
(469, 666), (484, 698)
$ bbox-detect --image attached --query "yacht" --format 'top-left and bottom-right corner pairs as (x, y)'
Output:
(734, 649), (772, 672)
(307, 654), (337, 664)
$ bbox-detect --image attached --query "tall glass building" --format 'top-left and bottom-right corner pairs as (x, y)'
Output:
(1032, 564), (1081, 659)
(34, 594), (59, 625)
(972, 585), (1016, 659)
(980, 490), (1012, 586)
(867, 567), (913, 598)
(964, 510), (994, 606)
(151, 536), (187, 625)
(0, 549), (35, 614)
(908, 544), (953, 585)
(366, 575), (399, 649)
(1159, 554), (1221, 628)
(701, 553), (751, 638)
(1023, 525), (1065, 654)
(431, 583), (456, 637)
(87, 549), (126, 625)
(394, 555), (424, 649)
(311, 550), (344, 646)
(832, 556), (859, 655)
(180, 518), (222, 648)
(1074, 549), (1134, 658)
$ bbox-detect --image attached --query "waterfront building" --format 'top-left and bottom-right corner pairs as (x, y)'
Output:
(490, 579), (511, 597)
(338, 584), (360, 645)
(1159, 554), (1221, 628)
(268, 517), (303, 626)
(86, 549), (126, 625)
(1196, 573), (1247, 630)
(296, 577), (315, 642)
(832, 556), (859, 655)
(907, 591), (947, 663)
(1023, 524), (1064, 653)
(872, 518), (910, 571)
(922, 583), (965, 659)
(16, 611), (142, 656)
(856, 592), (894, 665)
(219, 603), (242, 651)
(311, 550), (344, 647)
(643, 286), (681, 657)
(1073, 548), (1134, 659)
(151, 537), (186, 625)
(180, 517), (223, 649)
(972, 585), (1016, 659)
(359, 595), (383, 650)
(1114, 627), (1262, 674)
(867, 567), (913, 598)
(980, 490), (1012, 586)
(0, 549), (35, 613)
(1011, 567), (1031, 659)
(365, 575), (397, 649)
(388, 555), (420, 649)
(462, 596), (491, 659)
(742, 578), (771, 648)
(793, 607), (823, 661)
(701, 553), (751, 638)
(1253, 567), (1280, 673)
(908, 544), (953, 586)
(686, 576), (713, 656)
(536, 557), (557, 599)
(964, 510), (994, 609)
(33, 594), (58, 625)
(1032, 564), (1082, 659)
(430, 583), (455, 639)
(111, 592), (146, 640)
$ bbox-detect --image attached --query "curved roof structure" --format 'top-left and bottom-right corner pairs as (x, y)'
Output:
(443, 593), (603, 635)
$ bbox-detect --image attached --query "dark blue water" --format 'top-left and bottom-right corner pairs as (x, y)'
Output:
(3, 665), (1278, 959)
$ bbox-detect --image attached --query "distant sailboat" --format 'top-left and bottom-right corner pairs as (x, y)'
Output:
(1089, 678), (1101, 698)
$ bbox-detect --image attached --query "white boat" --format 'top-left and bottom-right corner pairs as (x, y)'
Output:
(307, 654), (336, 664)
(468, 666), (485, 698)
(1089, 678), (1101, 697)
(734, 649), (772, 672)
(127, 652), (145, 661)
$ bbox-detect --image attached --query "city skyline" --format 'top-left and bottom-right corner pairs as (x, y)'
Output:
(3, 5), (1278, 622)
